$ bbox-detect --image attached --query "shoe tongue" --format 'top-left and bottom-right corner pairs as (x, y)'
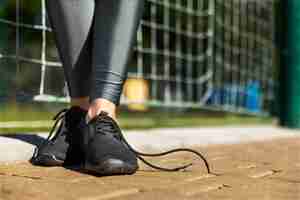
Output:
(98, 111), (109, 117)
(95, 114), (122, 140)
(98, 120), (113, 132)
(87, 111), (109, 125)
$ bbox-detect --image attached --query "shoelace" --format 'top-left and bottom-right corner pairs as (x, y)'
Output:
(95, 112), (211, 174)
(32, 109), (69, 158)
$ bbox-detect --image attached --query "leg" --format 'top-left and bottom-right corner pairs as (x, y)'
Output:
(80, 0), (145, 175)
(87, 0), (145, 120)
(31, 0), (95, 166)
(71, 97), (90, 111)
(46, 0), (95, 110)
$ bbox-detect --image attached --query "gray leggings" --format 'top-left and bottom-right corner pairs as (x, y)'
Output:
(46, 0), (144, 105)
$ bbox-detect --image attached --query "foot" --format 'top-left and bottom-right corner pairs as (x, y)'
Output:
(30, 107), (86, 166)
(79, 112), (210, 175)
(81, 112), (138, 176)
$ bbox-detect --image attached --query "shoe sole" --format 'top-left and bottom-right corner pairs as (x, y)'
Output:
(31, 154), (64, 167)
(84, 159), (138, 176)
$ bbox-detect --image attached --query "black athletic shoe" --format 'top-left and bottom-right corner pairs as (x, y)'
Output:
(80, 112), (211, 176)
(82, 112), (138, 175)
(30, 107), (86, 167)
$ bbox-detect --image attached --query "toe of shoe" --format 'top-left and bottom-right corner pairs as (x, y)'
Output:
(31, 154), (64, 166)
(85, 158), (138, 176)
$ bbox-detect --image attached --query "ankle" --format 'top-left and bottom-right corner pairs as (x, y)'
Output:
(87, 98), (117, 121)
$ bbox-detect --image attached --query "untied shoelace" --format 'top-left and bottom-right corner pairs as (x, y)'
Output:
(95, 112), (211, 174)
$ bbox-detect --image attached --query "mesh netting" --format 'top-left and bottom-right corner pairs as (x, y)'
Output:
(0, 0), (276, 115)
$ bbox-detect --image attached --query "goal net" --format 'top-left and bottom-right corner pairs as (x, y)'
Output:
(0, 0), (276, 115)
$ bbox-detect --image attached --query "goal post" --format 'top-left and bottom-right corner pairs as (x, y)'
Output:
(279, 0), (300, 128)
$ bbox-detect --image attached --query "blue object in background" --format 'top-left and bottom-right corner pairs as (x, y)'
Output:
(207, 84), (242, 107)
(245, 81), (262, 113)
(207, 88), (223, 105)
(207, 81), (262, 113)
(223, 84), (241, 106)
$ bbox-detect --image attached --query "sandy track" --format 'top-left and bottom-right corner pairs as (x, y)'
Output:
(1, 138), (300, 200)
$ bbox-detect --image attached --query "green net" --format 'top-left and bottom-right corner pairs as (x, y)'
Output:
(0, 0), (277, 116)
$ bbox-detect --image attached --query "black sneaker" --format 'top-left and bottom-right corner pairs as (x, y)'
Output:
(30, 107), (86, 167)
(82, 112), (138, 175)
(80, 112), (211, 176)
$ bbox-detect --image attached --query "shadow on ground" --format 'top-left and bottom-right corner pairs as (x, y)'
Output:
(1, 134), (45, 147)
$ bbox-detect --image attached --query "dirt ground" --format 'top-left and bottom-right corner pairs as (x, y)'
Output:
(1, 137), (300, 200)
